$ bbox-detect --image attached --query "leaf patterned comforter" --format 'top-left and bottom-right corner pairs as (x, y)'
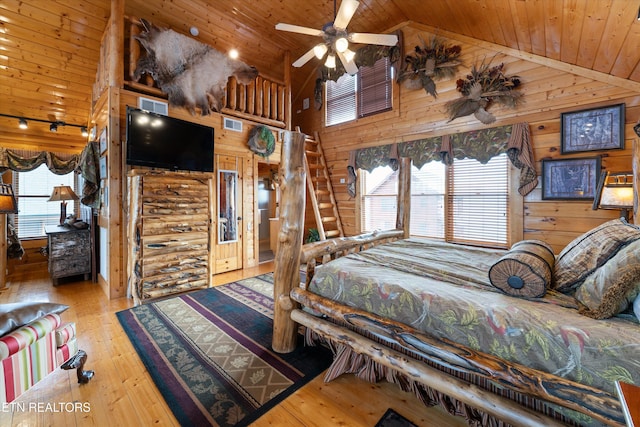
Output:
(307, 238), (640, 395)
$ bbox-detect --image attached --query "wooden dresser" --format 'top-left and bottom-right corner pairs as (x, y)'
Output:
(45, 225), (91, 285)
(127, 170), (214, 305)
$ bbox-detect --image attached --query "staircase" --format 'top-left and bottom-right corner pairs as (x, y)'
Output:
(303, 132), (343, 240)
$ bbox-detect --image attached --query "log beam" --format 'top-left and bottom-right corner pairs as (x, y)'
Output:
(292, 309), (566, 427)
(272, 130), (306, 353)
(290, 288), (624, 426)
(633, 139), (638, 225)
(396, 157), (411, 238)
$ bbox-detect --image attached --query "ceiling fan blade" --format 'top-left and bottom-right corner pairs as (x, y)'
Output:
(333, 0), (360, 30)
(276, 23), (324, 37)
(292, 48), (317, 67)
(337, 51), (358, 75)
(349, 32), (398, 46)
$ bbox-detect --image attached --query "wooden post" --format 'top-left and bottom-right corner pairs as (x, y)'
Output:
(633, 139), (638, 225)
(396, 157), (411, 238)
(0, 214), (7, 289)
(272, 131), (306, 353)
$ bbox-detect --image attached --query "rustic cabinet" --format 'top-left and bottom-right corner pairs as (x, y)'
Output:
(45, 225), (91, 285)
(127, 170), (214, 305)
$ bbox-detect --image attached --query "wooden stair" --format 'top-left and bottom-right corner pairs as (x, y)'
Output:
(303, 132), (343, 240)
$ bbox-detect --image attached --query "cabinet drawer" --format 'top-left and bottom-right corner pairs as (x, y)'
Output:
(49, 256), (90, 277)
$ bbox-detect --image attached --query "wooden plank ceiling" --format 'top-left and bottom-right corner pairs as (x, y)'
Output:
(1, 0), (639, 154)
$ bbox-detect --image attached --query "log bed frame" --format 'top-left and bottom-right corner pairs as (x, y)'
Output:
(271, 131), (629, 427)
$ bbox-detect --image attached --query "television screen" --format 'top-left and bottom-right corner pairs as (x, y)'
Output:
(126, 107), (214, 172)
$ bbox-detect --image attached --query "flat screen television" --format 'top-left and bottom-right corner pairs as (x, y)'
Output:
(126, 107), (214, 172)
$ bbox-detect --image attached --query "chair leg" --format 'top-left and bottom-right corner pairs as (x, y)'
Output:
(61, 349), (95, 384)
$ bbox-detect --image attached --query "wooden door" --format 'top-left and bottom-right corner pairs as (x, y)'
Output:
(214, 154), (243, 273)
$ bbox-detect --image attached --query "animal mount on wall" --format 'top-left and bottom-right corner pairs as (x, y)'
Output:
(445, 59), (522, 124)
(133, 19), (258, 115)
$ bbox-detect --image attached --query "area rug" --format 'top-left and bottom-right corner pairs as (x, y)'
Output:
(116, 273), (332, 427)
(374, 408), (418, 427)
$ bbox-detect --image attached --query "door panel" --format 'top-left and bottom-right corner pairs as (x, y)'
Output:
(214, 154), (243, 273)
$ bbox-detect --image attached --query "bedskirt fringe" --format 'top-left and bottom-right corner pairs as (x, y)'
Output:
(304, 326), (586, 427)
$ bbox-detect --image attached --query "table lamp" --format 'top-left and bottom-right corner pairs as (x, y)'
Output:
(592, 171), (634, 221)
(48, 185), (79, 225)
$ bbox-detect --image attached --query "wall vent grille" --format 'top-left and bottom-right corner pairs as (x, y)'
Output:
(138, 97), (168, 116)
(223, 117), (243, 132)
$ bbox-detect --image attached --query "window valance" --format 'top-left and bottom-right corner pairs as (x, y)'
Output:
(0, 147), (79, 174)
(0, 142), (101, 209)
(347, 122), (537, 197)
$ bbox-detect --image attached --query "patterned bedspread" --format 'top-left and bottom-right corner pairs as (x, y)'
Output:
(307, 238), (640, 395)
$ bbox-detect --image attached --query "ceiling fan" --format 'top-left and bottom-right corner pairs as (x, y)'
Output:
(275, 0), (398, 75)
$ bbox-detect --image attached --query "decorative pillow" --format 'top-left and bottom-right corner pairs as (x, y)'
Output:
(488, 240), (555, 298)
(0, 302), (69, 336)
(574, 239), (640, 319)
(553, 218), (640, 293)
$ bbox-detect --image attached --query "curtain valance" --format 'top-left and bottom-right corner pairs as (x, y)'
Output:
(347, 122), (537, 197)
(0, 142), (101, 209)
(0, 147), (79, 174)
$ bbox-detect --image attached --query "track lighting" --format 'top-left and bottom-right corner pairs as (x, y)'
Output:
(1, 113), (88, 137)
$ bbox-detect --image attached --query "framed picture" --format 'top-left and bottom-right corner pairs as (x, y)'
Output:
(561, 103), (624, 153)
(99, 155), (107, 179)
(542, 157), (601, 200)
(99, 127), (108, 154)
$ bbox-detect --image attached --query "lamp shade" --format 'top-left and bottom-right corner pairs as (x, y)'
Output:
(593, 171), (634, 220)
(0, 183), (18, 214)
(48, 185), (79, 202)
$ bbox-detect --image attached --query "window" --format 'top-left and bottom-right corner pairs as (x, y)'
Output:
(325, 57), (393, 126)
(446, 154), (509, 247)
(361, 153), (510, 248)
(13, 165), (76, 239)
(326, 74), (356, 126)
(410, 162), (445, 239)
(361, 166), (397, 232)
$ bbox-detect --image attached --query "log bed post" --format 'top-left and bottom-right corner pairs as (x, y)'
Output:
(396, 157), (411, 238)
(633, 139), (638, 225)
(272, 130), (306, 353)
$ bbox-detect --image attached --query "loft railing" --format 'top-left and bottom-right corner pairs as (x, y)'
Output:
(92, 16), (288, 128)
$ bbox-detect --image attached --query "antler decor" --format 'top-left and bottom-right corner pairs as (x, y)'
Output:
(445, 59), (523, 124)
(397, 36), (462, 98)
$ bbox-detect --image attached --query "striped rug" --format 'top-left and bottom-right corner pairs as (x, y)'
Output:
(116, 273), (332, 426)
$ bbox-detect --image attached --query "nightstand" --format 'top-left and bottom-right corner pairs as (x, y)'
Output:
(45, 225), (91, 285)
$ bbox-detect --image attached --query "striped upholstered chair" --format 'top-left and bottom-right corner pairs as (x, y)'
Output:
(0, 302), (93, 403)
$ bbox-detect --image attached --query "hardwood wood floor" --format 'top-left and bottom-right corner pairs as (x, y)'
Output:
(0, 263), (466, 427)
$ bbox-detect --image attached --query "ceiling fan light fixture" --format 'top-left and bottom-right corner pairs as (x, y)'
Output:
(343, 48), (356, 63)
(313, 43), (328, 59)
(335, 36), (349, 52)
(325, 54), (336, 69)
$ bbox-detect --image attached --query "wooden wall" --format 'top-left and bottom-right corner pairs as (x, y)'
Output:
(88, 86), (283, 298)
(293, 23), (640, 254)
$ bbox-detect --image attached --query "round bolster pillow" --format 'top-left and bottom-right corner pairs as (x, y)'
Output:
(488, 240), (555, 298)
